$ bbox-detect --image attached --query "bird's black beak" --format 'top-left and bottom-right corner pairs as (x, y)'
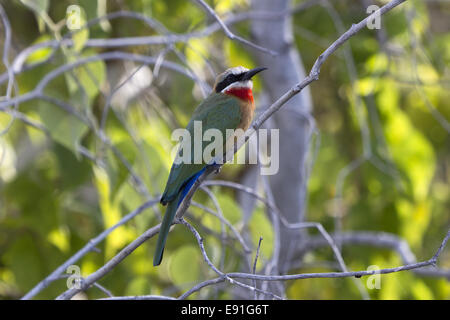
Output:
(241, 67), (267, 81)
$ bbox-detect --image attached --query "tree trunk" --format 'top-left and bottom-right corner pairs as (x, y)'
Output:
(249, 0), (314, 274)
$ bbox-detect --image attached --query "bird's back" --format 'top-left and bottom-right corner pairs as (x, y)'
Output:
(160, 93), (242, 204)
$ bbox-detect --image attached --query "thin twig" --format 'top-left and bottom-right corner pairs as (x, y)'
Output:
(22, 199), (159, 300)
(56, 223), (161, 300)
(178, 230), (449, 299)
(191, 0), (277, 56)
(252, 236), (263, 300)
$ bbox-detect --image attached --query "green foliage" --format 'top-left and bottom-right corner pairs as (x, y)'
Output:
(0, 0), (448, 300)
(26, 34), (54, 65)
(38, 99), (89, 152)
(169, 245), (201, 285)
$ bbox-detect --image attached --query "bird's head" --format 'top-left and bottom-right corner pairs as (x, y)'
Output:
(213, 66), (266, 95)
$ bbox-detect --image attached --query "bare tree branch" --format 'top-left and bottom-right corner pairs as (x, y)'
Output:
(162, 0), (409, 266)
(177, 230), (449, 299)
(22, 199), (159, 300)
(3, 0), (444, 301)
(302, 231), (450, 279)
(56, 223), (162, 300)
(191, 0), (277, 56)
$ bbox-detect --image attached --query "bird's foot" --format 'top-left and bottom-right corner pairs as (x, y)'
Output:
(211, 163), (222, 174)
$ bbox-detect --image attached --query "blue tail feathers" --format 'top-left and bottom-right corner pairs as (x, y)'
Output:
(154, 164), (211, 266)
(178, 166), (207, 206)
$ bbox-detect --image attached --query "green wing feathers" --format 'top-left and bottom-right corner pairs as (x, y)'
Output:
(154, 93), (241, 266)
(160, 93), (241, 204)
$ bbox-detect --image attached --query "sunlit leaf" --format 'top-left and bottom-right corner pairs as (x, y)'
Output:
(47, 227), (70, 253)
(411, 280), (434, 300)
(65, 49), (106, 100)
(377, 81), (435, 201)
(357, 77), (377, 96)
(365, 53), (388, 74)
(0, 137), (17, 183)
(26, 34), (53, 65)
(396, 199), (431, 248)
(93, 166), (133, 258)
(186, 38), (210, 76)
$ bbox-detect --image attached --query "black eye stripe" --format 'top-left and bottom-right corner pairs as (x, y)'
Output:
(215, 73), (244, 92)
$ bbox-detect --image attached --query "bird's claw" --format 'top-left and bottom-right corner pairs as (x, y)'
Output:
(212, 163), (222, 174)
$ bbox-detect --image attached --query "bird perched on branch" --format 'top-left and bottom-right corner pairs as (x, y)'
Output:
(153, 66), (266, 266)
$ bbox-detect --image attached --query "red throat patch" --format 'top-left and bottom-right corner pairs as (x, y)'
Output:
(225, 87), (254, 102)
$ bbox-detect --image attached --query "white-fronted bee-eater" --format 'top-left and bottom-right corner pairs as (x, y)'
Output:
(154, 66), (266, 266)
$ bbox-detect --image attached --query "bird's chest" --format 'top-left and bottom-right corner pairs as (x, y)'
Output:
(238, 101), (255, 131)
(224, 88), (255, 131)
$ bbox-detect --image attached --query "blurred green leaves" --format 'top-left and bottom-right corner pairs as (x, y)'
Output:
(0, 0), (448, 301)
(38, 99), (88, 152)
(169, 245), (201, 285)
(26, 35), (53, 65)
(378, 80), (435, 202)
(69, 6), (89, 53)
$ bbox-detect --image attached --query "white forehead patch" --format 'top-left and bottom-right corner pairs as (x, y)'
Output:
(227, 66), (249, 75)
